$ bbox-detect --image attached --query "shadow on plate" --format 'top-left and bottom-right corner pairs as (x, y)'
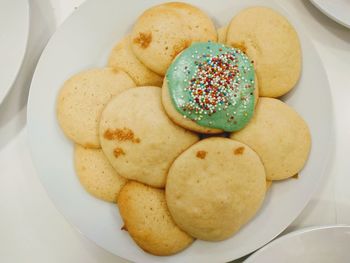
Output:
(301, 0), (350, 49)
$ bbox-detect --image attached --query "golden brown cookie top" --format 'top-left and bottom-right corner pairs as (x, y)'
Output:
(117, 181), (194, 256)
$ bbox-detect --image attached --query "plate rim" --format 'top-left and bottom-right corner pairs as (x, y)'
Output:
(244, 225), (350, 262)
(309, 0), (350, 29)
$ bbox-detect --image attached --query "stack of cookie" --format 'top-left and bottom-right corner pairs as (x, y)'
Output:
(56, 2), (311, 256)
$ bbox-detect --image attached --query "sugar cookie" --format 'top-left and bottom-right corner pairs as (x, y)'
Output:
(226, 7), (301, 97)
(99, 86), (199, 188)
(118, 181), (194, 256)
(231, 98), (311, 180)
(166, 137), (266, 241)
(74, 145), (127, 202)
(57, 68), (135, 148)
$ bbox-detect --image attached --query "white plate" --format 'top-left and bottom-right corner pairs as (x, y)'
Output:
(245, 225), (350, 263)
(0, 0), (30, 104)
(310, 0), (350, 29)
(27, 0), (333, 262)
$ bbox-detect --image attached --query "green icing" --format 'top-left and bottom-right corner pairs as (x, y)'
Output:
(166, 42), (256, 132)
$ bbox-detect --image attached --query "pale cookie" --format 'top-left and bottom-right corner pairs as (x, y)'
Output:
(166, 137), (266, 241)
(231, 98), (311, 181)
(131, 5), (191, 76)
(57, 68), (135, 148)
(163, 2), (217, 42)
(74, 145), (127, 202)
(117, 181), (194, 256)
(217, 25), (228, 44)
(108, 36), (163, 87)
(99, 86), (199, 188)
(226, 7), (302, 97)
(131, 3), (217, 75)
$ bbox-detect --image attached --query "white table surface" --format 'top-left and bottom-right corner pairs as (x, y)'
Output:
(1, 0), (349, 262)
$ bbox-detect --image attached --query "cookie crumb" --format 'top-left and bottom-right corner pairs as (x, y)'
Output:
(232, 42), (247, 53)
(113, 147), (125, 158)
(196, 150), (207, 159)
(234, 147), (245, 155)
(104, 128), (140, 143)
(111, 67), (119, 73)
(171, 39), (190, 58)
(121, 225), (128, 231)
(84, 143), (96, 148)
(133, 32), (152, 48)
(292, 173), (299, 179)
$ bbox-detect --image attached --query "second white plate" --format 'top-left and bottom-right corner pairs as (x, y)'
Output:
(310, 0), (350, 29)
(0, 0), (29, 104)
(245, 226), (350, 263)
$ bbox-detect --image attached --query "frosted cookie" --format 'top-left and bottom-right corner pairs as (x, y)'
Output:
(130, 3), (217, 75)
(163, 42), (257, 134)
(74, 145), (127, 202)
(99, 86), (199, 188)
(107, 36), (163, 87)
(166, 138), (266, 241)
(217, 25), (228, 44)
(226, 7), (301, 97)
(57, 68), (135, 148)
(117, 181), (194, 256)
(231, 98), (311, 181)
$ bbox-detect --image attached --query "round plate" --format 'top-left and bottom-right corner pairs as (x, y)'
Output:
(310, 0), (350, 29)
(0, 0), (30, 104)
(245, 226), (350, 263)
(27, 0), (333, 262)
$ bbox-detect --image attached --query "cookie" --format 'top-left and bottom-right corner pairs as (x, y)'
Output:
(107, 36), (163, 87)
(166, 137), (266, 241)
(99, 86), (199, 188)
(130, 3), (217, 75)
(231, 98), (311, 181)
(130, 5), (191, 76)
(57, 68), (136, 148)
(163, 2), (217, 42)
(217, 25), (228, 44)
(163, 42), (257, 134)
(74, 145), (127, 202)
(117, 181), (194, 256)
(226, 7), (301, 97)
